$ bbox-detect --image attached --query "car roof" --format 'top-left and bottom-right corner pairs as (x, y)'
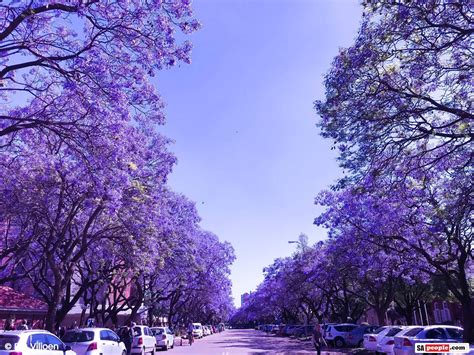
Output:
(1, 330), (52, 335)
(423, 325), (463, 330)
(66, 328), (110, 331)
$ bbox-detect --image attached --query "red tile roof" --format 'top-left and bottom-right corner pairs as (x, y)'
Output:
(0, 286), (47, 312)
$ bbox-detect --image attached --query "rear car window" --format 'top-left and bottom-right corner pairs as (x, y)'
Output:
(445, 328), (463, 340)
(374, 327), (387, 334)
(335, 325), (358, 332)
(405, 328), (424, 337)
(153, 328), (164, 335)
(425, 328), (446, 339)
(133, 327), (142, 336)
(0, 335), (20, 350)
(63, 331), (94, 342)
(386, 328), (403, 337)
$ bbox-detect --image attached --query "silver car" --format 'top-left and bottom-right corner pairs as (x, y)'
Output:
(393, 325), (463, 355)
(0, 330), (76, 355)
(63, 328), (126, 355)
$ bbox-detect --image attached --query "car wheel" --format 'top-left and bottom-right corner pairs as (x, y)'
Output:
(151, 347), (156, 355)
(357, 340), (363, 348)
(335, 337), (345, 348)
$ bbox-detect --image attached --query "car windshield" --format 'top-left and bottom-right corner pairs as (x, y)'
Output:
(386, 328), (403, 337)
(193, 325), (201, 329)
(62, 331), (94, 342)
(152, 329), (164, 335)
(0, 335), (20, 350)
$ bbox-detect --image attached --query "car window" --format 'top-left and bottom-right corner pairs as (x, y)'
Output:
(445, 328), (463, 340)
(62, 331), (94, 342)
(386, 328), (403, 337)
(0, 335), (20, 350)
(45, 334), (65, 350)
(28, 334), (48, 349)
(133, 327), (142, 336)
(107, 330), (120, 342)
(100, 330), (109, 341)
(405, 328), (424, 337)
(144, 327), (150, 336)
(374, 327), (387, 334)
(425, 328), (447, 340)
(153, 328), (164, 335)
(335, 325), (358, 332)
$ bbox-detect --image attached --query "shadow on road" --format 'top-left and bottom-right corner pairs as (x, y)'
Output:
(213, 329), (315, 354)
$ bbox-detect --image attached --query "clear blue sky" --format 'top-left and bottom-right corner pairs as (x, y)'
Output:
(156, 0), (362, 307)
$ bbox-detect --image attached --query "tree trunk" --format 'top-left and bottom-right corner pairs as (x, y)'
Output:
(375, 307), (387, 326)
(45, 302), (58, 332)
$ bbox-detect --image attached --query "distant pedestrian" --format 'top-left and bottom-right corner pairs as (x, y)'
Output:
(4, 317), (14, 331)
(312, 324), (327, 355)
(16, 319), (28, 330)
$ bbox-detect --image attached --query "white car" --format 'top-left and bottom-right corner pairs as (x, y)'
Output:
(376, 326), (405, 355)
(192, 323), (203, 338)
(0, 330), (76, 355)
(128, 325), (156, 354)
(151, 327), (174, 351)
(363, 326), (392, 351)
(324, 323), (359, 348)
(63, 328), (126, 355)
(203, 326), (211, 336)
(394, 325), (463, 355)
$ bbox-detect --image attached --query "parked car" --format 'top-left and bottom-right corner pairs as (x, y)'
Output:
(0, 330), (76, 355)
(203, 326), (211, 336)
(118, 325), (156, 355)
(192, 323), (203, 338)
(394, 325), (463, 355)
(346, 325), (379, 347)
(377, 326), (405, 355)
(293, 325), (315, 338)
(322, 323), (337, 338)
(363, 326), (393, 352)
(324, 323), (359, 347)
(282, 325), (299, 336)
(151, 327), (174, 351)
(62, 328), (126, 355)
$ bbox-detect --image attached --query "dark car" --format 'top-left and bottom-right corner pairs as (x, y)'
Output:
(293, 325), (314, 338)
(346, 325), (380, 347)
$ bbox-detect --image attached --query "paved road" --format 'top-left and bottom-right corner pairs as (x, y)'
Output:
(168, 329), (316, 354)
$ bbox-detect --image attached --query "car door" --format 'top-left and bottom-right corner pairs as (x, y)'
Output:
(27, 334), (60, 355)
(44, 334), (70, 355)
(106, 330), (122, 355)
(100, 330), (113, 355)
(144, 327), (153, 351)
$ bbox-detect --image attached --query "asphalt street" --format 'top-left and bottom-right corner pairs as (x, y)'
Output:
(168, 329), (316, 354)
